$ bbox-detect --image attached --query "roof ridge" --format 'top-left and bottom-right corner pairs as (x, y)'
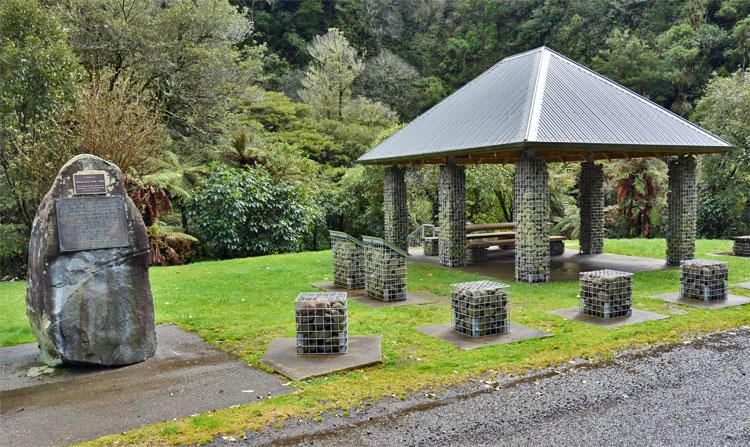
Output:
(524, 48), (551, 141)
(360, 49), (542, 161)
(543, 49), (730, 146)
(498, 46), (545, 63)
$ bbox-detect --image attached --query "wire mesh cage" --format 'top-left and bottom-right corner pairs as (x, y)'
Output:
(363, 236), (407, 302)
(295, 292), (348, 355)
(514, 156), (550, 283)
(451, 280), (510, 338)
(438, 164), (467, 267)
(466, 246), (488, 264)
(578, 162), (604, 255)
(579, 270), (633, 319)
(384, 166), (408, 251)
(549, 240), (565, 256)
(423, 237), (439, 256)
(733, 236), (750, 257)
(680, 259), (728, 302)
(666, 157), (697, 265)
(329, 230), (365, 290)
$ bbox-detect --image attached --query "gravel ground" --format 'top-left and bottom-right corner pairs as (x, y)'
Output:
(213, 327), (750, 447)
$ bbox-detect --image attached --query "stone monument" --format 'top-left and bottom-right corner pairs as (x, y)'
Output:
(26, 154), (156, 366)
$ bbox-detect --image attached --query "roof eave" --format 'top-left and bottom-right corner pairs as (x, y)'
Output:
(357, 141), (733, 165)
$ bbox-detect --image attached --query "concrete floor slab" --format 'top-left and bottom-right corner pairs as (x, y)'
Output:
(0, 324), (291, 447)
(261, 336), (382, 381)
(409, 248), (668, 282)
(418, 322), (552, 350)
(651, 292), (750, 309)
(548, 307), (670, 327)
(309, 282), (365, 297)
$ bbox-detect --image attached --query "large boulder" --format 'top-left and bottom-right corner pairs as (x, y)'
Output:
(26, 154), (156, 366)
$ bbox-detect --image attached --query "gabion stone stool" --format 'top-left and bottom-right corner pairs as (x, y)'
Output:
(579, 270), (633, 319)
(466, 246), (489, 264)
(451, 280), (510, 338)
(295, 292), (348, 355)
(680, 259), (728, 302)
(423, 236), (439, 256)
(733, 236), (750, 257)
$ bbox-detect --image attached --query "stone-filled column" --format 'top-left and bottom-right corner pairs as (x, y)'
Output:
(514, 153), (550, 283)
(383, 166), (408, 252)
(578, 161), (604, 254)
(438, 163), (467, 267)
(666, 155), (697, 265)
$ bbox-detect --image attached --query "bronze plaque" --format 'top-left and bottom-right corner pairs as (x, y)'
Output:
(73, 172), (107, 195)
(55, 197), (129, 252)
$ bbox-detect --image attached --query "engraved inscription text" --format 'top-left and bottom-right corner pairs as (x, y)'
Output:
(73, 172), (107, 195)
(56, 197), (129, 252)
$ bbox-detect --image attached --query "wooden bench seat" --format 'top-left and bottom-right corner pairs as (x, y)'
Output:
(466, 232), (515, 240)
(467, 235), (566, 249)
(466, 223), (516, 232)
(467, 239), (517, 249)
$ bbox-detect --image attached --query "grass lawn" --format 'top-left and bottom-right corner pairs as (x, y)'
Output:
(1, 239), (749, 445)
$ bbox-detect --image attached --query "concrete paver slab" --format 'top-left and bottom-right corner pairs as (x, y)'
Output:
(418, 322), (551, 350)
(350, 292), (438, 308)
(0, 324), (291, 447)
(548, 307), (669, 327)
(651, 292), (750, 309)
(261, 336), (382, 381)
(309, 282), (439, 307)
(309, 282), (365, 297)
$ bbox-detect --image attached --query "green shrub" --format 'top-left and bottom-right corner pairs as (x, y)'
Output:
(185, 166), (311, 259)
(0, 225), (27, 279)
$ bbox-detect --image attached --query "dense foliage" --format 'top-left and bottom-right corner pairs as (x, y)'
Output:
(185, 166), (312, 259)
(1, 0), (748, 278)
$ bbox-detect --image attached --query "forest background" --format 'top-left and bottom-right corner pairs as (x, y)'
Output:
(1, 0), (749, 278)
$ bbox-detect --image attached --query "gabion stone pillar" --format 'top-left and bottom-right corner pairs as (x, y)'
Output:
(514, 154), (550, 283)
(438, 163), (467, 268)
(666, 156), (697, 265)
(578, 162), (604, 254)
(383, 166), (408, 252)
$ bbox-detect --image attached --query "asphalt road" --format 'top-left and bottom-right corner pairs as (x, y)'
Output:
(220, 328), (750, 447)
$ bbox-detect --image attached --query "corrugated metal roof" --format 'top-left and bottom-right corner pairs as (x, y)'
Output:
(358, 47), (731, 164)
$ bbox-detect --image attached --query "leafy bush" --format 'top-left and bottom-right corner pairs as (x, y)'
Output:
(147, 223), (199, 266)
(692, 70), (750, 238)
(697, 186), (748, 239)
(185, 166), (312, 259)
(0, 224), (27, 279)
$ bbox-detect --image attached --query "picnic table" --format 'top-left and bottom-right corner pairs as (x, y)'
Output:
(422, 222), (566, 258)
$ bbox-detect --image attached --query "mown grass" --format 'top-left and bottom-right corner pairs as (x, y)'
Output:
(1, 239), (748, 445)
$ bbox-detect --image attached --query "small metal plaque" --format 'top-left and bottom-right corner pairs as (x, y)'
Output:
(73, 171), (107, 195)
(55, 196), (130, 252)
